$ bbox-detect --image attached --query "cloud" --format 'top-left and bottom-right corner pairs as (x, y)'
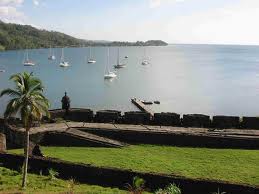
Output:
(0, 0), (24, 23)
(149, 0), (184, 8)
(0, 0), (23, 6)
(33, 0), (39, 6)
(165, 0), (259, 44)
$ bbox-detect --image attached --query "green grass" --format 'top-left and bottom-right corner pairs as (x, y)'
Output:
(9, 145), (259, 187)
(0, 166), (126, 193)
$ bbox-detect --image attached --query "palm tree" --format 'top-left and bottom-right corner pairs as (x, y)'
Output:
(0, 72), (50, 188)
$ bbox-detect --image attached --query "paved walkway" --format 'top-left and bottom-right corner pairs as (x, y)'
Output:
(14, 122), (259, 140)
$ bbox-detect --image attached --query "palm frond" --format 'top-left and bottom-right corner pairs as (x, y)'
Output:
(4, 98), (22, 119)
(0, 88), (21, 98)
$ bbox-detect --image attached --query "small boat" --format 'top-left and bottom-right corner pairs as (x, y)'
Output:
(125, 56), (129, 58)
(114, 48), (126, 69)
(142, 101), (153, 105)
(104, 71), (117, 79)
(48, 45), (56, 60)
(142, 60), (149, 66)
(87, 47), (96, 63)
(141, 47), (149, 65)
(154, 101), (160, 104)
(0, 69), (5, 73)
(104, 48), (117, 79)
(59, 48), (70, 67)
(23, 50), (35, 66)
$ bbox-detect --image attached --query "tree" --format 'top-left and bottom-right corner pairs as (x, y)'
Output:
(0, 72), (50, 188)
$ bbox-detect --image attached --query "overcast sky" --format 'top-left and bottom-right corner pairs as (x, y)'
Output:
(1, 0), (259, 45)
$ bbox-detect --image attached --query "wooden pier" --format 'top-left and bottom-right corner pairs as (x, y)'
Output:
(131, 98), (154, 117)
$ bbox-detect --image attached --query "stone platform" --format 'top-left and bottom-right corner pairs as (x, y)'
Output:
(3, 122), (259, 149)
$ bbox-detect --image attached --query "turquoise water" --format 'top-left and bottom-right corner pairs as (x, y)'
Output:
(1, 44), (259, 116)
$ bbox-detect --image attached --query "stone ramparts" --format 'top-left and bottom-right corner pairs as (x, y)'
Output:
(49, 109), (259, 130)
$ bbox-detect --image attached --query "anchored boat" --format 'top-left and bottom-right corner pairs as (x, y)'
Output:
(23, 50), (35, 66)
(59, 48), (70, 67)
(104, 48), (117, 79)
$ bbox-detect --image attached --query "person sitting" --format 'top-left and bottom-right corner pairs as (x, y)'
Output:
(32, 144), (44, 157)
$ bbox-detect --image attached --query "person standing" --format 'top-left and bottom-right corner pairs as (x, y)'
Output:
(61, 92), (71, 114)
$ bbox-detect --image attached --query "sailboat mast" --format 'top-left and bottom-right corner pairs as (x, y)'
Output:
(107, 48), (110, 72)
(61, 48), (64, 61)
(49, 45), (51, 56)
(26, 50), (29, 61)
(117, 48), (120, 65)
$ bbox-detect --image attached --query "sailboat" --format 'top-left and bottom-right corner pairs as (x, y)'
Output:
(141, 47), (149, 66)
(114, 48), (126, 69)
(59, 48), (70, 67)
(23, 50), (35, 66)
(87, 47), (96, 63)
(48, 46), (56, 60)
(104, 48), (117, 79)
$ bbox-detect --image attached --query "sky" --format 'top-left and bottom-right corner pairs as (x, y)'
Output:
(1, 0), (259, 45)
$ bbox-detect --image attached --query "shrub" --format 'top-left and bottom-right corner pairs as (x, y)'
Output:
(126, 176), (146, 194)
(48, 169), (59, 180)
(211, 188), (226, 194)
(155, 183), (181, 194)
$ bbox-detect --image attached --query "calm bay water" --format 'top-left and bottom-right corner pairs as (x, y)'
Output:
(1, 44), (259, 116)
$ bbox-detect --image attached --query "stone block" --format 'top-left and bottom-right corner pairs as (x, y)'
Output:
(95, 110), (121, 123)
(67, 109), (94, 122)
(182, 114), (211, 128)
(212, 116), (240, 129)
(241, 117), (259, 129)
(124, 111), (151, 124)
(154, 112), (180, 126)
(0, 133), (6, 152)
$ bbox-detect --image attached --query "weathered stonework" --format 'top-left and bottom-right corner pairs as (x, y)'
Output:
(0, 133), (6, 152)
(242, 117), (259, 130)
(95, 110), (121, 123)
(182, 114), (211, 128)
(124, 111), (151, 124)
(154, 112), (180, 126)
(212, 116), (240, 129)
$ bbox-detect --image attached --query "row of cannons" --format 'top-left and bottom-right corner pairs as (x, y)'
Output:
(49, 108), (259, 129)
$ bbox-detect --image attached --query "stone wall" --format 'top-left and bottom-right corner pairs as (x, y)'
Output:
(212, 116), (240, 129)
(49, 109), (259, 129)
(124, 111), (151, 124)
(80, 128), (259, 149)
(242, 117), (259, 129)
(0, 153), (257, 194)
(94, 110), (121, 123)
(0, 133), (6, 152)
(154, 112), (180, 126)
(183, 114), (211, 128)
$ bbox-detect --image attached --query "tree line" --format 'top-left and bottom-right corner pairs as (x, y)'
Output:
(0, 21), (168, 51)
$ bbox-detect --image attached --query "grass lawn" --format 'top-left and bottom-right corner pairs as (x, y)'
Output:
(10, 145), (259, 187)
(0, 166), (126, 194)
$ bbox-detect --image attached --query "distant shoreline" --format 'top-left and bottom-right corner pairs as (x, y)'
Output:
(0, 21), (168, 51)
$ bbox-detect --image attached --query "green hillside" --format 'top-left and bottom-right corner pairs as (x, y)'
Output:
(0, 21), (168, 51)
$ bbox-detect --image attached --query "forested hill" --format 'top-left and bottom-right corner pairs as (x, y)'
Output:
(0, 21), (168, 51)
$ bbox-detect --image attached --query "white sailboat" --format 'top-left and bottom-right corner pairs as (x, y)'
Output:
(114, 48), (126, 69)
(59, 48), (70, 67)
(48, 45), (56, 60)
(104, 48), (117, 79)
(141, 47), (149, 66)
(87, 47), (96, 63)
(23, 50), (35, 66)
